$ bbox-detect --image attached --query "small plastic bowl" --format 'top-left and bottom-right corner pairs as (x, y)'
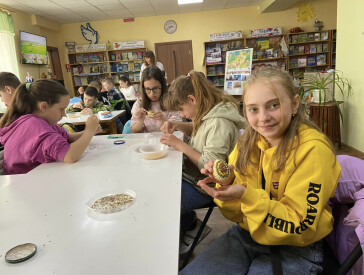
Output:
(66, 112), (80, 119)
(139, 144), (168, 160)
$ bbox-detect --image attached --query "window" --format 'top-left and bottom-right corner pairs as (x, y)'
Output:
(0, 11), (19, 76)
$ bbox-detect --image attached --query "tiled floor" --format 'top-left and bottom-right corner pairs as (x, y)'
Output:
(189, 146), (364, 263)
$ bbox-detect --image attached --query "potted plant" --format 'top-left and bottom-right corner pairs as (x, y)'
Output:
(297, 70), (353, 122)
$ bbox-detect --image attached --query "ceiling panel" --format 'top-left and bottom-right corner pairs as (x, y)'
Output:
(0, 0), (271, 23)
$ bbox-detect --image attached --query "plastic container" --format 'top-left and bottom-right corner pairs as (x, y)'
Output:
(66, 112), (80, 119)
(86, 189), (136, 214)
(139, 144), (168, 160)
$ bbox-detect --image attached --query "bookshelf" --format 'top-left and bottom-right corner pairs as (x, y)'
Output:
(204, 38), (245, 88)
(67, 47), (147, 95)
(68, 51), (109, 95)
(288, 30), (332, 78)
(245, 34), (288, 71)
(108, 47), (147, 94)
(331, 29), (336, 69)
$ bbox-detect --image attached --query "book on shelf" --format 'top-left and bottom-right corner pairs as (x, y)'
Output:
(293, 46), (299, 54)
(128, 63), (135, 71)
(137, 51), (143, 59)
(83, 66), (90, 74)
(116, 64), (123, 72)
(316, 44), (323, 53)
(207, 66), (216, 75)
(289, 46), (294, 55)
(132, 83), (140, 92)
(91, 66), (99, 73)
(74, 76), (82, 86)
(72, 67), (78, 75)
(297, 33), (308, 43)
(134, 74), (140, 82)
(291, 35), (298, 43)
(206, 43), (222, 64)
(266, 49), (273, 58)
(81, 77), (88, 85)
(115, 54), (121, 61)
(304, 45), (310, 54)
(307, 33), (315, 42)
(76, 54), (83, 63)
(310, 44), (316, 53)
(322, 44), (328, 52)
(316, 53), (327, 65)
(78, 66), (84, 74)
(298, 57), (307, 67)
(127, 52), (133, 60)
(134, 62), (142, 71)
(110, 54), (116, 61)
(129, 74), (134, 82)
(307, 56), (317, 66)
(122, 52), (128, 61)
(132, 52), (138, 59)
(321, 31), (329, 40)
(298, 46), (305, 54)
(97, 52), (105, 62)
(112, 75), (119, 84)
(216, 65), (224, 75)
(83, 55), (88, 63)
(218, 77), (224, 86)
(290, 58), (298, 68)
(110, 64), (117, 72)
(314, 33), (321, 41)
(122, 63), (128, 71)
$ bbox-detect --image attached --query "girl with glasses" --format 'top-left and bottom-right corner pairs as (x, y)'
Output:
(131, 66), (180, 133)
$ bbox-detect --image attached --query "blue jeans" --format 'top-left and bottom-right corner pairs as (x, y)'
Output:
(180, 225), (323, 275)
(181, 180), (213, 215)
(180, 181), (213, 239)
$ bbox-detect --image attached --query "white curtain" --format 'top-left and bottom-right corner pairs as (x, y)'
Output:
(0, 11), (19, 77)
(0, 32), (19, 75)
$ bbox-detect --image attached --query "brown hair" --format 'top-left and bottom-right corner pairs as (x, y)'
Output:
(89, 80), (102, 92)
(102, 77), (114, 86)
(164, 70), (237, 135)
(0, 72), (21, 91)
(0, 79), (69, 127)
(143, 51), (156, 66)
(119, 75), (132, 86)
(140, 66), (167, 111)
(235, 67), (329, 174)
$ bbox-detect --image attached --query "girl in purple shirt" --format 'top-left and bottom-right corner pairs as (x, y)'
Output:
(0, 79), (101, 175)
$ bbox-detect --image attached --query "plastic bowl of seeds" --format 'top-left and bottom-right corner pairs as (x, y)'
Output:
(86, 189), (136, 214)
(139, 144), (168, 160)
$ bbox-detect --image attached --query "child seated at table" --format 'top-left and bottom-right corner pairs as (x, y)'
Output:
(102, 77), (131, 125)
(0, 79), (102, 175)
(0, 72), (21, 110)
(66, 86), (112, 114)
(131, 66), (181, 133)
(118, 76), (136, 100)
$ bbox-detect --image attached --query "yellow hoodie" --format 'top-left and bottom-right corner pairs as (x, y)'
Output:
(215, 124), (341, 246)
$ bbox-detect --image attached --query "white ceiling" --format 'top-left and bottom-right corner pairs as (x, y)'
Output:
(0, 0), (264, 24)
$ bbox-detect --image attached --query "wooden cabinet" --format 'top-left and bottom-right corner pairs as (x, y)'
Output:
(67, 47), (147, 96)
(245, 34), (288, 71)
(204, 38), (244, 88)
(108, 47), (147, 94)
(288, 30), (332, 78)
(68, 51), (109, 95)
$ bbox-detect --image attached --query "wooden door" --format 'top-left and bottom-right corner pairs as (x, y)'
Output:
(155, 40), (193, 84)
(47, 46), (63, 81)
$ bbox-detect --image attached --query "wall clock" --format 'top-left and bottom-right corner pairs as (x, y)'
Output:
(164, 20), (177, 34)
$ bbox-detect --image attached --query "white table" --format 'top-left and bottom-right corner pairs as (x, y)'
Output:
(0, 133), (183, 275)
(58, 110), (125, 134)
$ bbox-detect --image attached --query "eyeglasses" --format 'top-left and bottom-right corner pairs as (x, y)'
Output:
(145, 87), (162, 94)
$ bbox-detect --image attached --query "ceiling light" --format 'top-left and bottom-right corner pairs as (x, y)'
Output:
(178, 0), (203, 4)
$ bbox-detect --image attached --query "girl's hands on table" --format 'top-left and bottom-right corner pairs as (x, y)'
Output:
(73, 102), (83, 109)
(135, 107), (147, 122)
(85, 114), (100, 133)
(160, 133), (182, 149)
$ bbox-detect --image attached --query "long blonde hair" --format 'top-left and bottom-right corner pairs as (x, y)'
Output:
(164, 71), (237, 135)
(235, 67), (326, 174)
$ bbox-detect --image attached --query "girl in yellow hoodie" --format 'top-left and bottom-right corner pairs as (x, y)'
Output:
(180, 67), (341, 274)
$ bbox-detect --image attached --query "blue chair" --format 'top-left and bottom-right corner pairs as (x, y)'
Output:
(122, 120), (132, 134)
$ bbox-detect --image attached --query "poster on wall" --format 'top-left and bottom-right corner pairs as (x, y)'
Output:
(205, 43), (222, 64)
(224, 48), (253, 95)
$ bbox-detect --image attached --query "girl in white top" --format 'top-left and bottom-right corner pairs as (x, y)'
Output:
(140, 51), (167, 81)
(118, 76), (136, 100)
